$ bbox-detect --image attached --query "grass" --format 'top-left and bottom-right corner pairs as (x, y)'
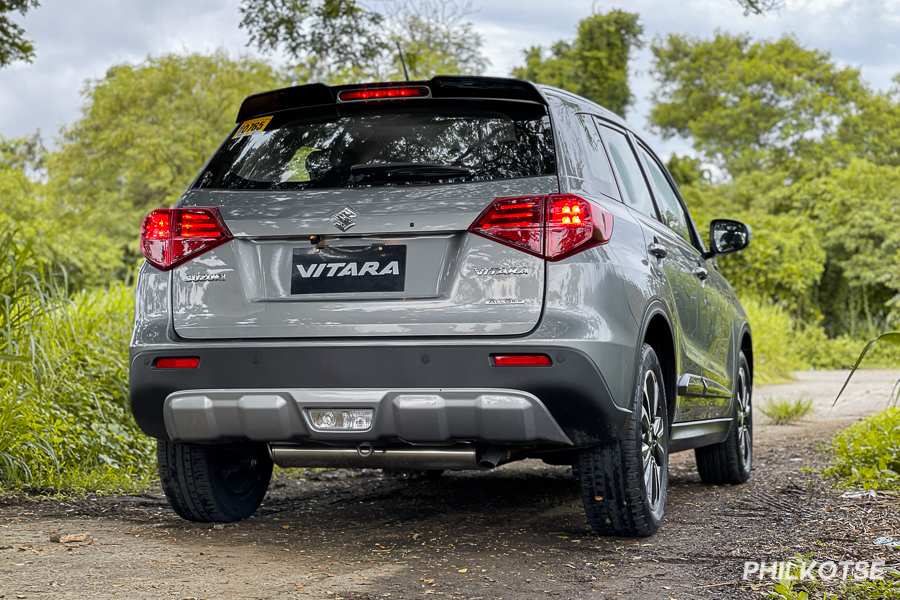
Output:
(760, 397), (815, 424)
(0, 282), (155, 494)
(741, 296), (806, 383)
(768, 569), (900, 599)
(742, 295), (900, 384)
(766, 555), (900, 599)
(824, 407), (900, 491)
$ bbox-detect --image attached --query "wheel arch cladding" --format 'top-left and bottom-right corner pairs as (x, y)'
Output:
(643, 311), (677, 427)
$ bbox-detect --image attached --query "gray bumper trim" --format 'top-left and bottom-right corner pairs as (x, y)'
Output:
(163, 388), (573, 446)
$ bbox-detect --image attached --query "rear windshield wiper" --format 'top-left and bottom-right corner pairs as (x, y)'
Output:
(349, 162), (473, 184)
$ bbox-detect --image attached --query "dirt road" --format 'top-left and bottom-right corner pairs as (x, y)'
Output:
(2, 370), (898, 599)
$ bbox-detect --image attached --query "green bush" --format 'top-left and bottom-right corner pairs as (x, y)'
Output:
(741, 295), (808, 383)
(742, 295), (900, 383)
(0, 283), (154, 493)
(824, 408), (900, 491)
(794, 327), (900, 370)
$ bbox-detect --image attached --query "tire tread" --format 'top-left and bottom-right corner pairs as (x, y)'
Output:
(157, 440), (271, 523)
(694, 353), (752, 485)
(577, 344), (667, 537)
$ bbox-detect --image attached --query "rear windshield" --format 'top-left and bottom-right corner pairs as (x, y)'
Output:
(194, 100), (556, 190)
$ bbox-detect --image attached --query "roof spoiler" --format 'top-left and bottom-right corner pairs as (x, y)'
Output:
(235, 76), (547, 123)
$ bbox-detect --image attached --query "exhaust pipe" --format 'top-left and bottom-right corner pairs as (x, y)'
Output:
(269, 444), (479, 470)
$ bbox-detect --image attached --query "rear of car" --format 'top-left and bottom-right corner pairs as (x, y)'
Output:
(130, 76), (745, 536)
(131, 78), (629, 456)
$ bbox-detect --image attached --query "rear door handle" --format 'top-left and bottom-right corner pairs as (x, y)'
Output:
(648, 242), (667, 259)
(692, 266), (709, 280)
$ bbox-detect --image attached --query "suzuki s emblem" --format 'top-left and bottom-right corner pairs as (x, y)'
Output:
(332, 206), (358, 232)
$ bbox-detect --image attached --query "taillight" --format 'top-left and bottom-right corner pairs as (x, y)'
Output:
(469, 196), (543, 256)
(468, 194), (612, 260)
(141, 207), (232, 270)
(338, 85), (430, 102)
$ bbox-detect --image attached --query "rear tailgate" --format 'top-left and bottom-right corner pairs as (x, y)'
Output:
(170, 87), (557, 339)
(172, 178), (555, 339)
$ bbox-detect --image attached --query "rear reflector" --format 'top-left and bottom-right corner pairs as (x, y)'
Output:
(491, 354), (552, 367)
(338, 86), (430, 102)
(154, 357), (200, 369)
(469, 194), (612, 260)
(141, 207), (232, 270)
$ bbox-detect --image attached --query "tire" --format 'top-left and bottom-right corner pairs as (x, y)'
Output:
(695, 352), (753, 484)
(157, 439), (273, 523)
(576, 343), (669, 537)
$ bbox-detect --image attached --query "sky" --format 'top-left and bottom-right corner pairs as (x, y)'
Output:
(1, 0), (898, 159)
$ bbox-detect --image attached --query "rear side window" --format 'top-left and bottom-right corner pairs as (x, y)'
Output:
(575, 113), (619, 200)
(195, 101), (556, 190)
(596, 123), (656, 218)
(637, 146), (692, 244)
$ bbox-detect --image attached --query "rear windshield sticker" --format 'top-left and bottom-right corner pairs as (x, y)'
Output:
(233, 115), (273, 139)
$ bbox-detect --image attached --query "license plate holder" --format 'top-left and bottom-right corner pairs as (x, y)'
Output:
(290, 245), (406, 294)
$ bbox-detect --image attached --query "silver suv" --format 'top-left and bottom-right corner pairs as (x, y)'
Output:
(130, 76), (753, 537)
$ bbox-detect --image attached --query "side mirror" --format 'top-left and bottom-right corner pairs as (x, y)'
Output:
(707, 219), (750, 257)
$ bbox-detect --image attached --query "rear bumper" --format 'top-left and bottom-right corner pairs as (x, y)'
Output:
(163, 388), (571, 445)
(130, 344), (629, 446)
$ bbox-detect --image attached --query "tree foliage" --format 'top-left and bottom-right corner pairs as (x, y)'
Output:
(793, 161), (900, 334)
(239, 0), (487, 83)
(836, 76), (900, 167)
(511, 10), (643, 116)
(650, 33), (866, 175)
(649, 32), (899, 334)
(683, 180), (826, 318)
(0, 132), (44, 172)
(0, 0), (38, 67)
(46, 53), (286, 269)
(733, 0), (783, 15)
(239, 0), (384, 81)
(382, 1), (487, 81)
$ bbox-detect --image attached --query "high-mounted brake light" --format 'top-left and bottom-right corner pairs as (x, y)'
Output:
(338, 85), (430, 102)
(468, 194), (613, 260)
(141, 207), (232, 270)
(491, 354), (552, 367)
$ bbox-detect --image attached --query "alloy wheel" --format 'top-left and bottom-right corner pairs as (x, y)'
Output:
(640, 369), (665, 512)
(735, 366), (752, 468)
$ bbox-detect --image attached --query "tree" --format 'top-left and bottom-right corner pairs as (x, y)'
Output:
(383, 1), (487, 81)
(239, 0), (384, 82)
(511, 10), (643, 116)
(47, 53), (286, 268)
(0, 132), (44, 173)
(733, 0), (783, 14)
(665, 154), (707, 188)
(836, 75), (900, 167)
(649, 33), (866, 176)
(681, 178), (826, 318)
(791, 160), (900, 334)
(0, 0), (38, 67)
(239, 0), (487, 84)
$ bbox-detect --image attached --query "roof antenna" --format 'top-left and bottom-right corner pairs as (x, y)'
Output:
(395, 40), (410, 81)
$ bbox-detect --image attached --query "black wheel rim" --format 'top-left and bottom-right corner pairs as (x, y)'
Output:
(215, 447), (266, 496)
